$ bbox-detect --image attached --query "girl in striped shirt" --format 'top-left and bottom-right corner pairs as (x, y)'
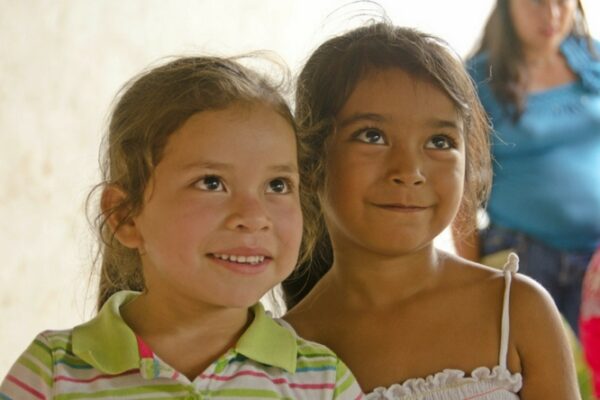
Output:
(0, 56), (362, 400)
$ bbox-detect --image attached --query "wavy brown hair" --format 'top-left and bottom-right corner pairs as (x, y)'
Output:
(472, 0), (594, 119)
(282, 23), (492, 309)
(89, 56), (294, 310)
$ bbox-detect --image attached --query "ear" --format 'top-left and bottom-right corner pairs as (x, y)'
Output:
(101, 185), (143, 249)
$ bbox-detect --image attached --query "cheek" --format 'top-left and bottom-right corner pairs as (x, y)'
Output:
(434, 157), (465, 201)
(326, 152), (377, 200)
(559, 8), (576, 31)
(274, 201), (303, 247)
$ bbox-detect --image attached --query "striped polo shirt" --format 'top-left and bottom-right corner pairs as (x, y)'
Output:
(0, 291), (363, 399)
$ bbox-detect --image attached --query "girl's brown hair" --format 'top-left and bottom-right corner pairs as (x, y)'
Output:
(282, 23), (492, 309)
(91, 56), (294, 310)
(473, 0), (594, 119)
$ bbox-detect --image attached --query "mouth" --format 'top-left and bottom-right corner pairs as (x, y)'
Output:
(540, 26), (557, 37)
(374, 203), (429, 212)
(209, 253), (269, 265)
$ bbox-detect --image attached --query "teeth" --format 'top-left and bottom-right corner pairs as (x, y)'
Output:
(213, 253), (265, 265)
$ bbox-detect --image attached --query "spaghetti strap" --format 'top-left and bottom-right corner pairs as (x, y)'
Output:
(499, 252), (519, 369)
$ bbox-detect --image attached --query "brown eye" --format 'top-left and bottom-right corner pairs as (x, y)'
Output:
(266, 178), (291, 194)
(426, 135), (456, 150)
(196, 175), (225, 191)
(354, 128), (386, 144)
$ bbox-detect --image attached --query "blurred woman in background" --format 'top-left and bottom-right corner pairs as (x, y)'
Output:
(457, 0), (600, 338)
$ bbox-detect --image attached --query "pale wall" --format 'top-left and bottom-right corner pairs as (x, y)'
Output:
(2, 0), (599, 376)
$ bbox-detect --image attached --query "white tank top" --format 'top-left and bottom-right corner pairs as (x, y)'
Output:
(365, 253), (522, 399)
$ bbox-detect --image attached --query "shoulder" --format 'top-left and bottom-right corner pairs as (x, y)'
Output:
(510, 273), (561, 326)
(561, 35), (600, 92)
(465, 52), (491, 84)
(0, 329), (73, 398)
(506, 271), (579, 394)
(509, 274), (566, 343)
(509, 274), (577, 382)
(441, 251), (506, 283)
(290, 330), (363, 398)
(561, 35), (600, 56)
(23, 329), (74, 361)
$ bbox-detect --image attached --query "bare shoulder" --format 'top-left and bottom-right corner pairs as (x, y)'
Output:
(507, 269), (579, 396)
(446, 252), (578, 395)
(444, 250), (565, 349)
(508, 273), (569, 350)
(439, 250), (506, 283)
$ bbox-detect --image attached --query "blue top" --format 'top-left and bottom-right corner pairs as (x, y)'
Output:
(468, 36), (600, 252)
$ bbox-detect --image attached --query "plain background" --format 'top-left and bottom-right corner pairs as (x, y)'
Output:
(1, 0), (599, 376)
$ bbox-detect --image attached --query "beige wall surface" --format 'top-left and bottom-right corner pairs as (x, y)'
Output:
(1, 0), (598, 377)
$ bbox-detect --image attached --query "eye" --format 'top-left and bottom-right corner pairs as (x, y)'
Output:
(353, 128), (386, 145)
(426, 135), (456, 150)
(196, 175), (225, 191)
(266, 178), (292, 194)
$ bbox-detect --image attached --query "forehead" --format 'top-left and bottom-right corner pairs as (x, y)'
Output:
(160, 103), (297, 167)
(338, 68), (461, 127)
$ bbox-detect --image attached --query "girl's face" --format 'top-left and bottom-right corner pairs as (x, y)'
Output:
(130, 103), (302, 308)
(509, 0), (577, 55)
(322, 68), (465, 257)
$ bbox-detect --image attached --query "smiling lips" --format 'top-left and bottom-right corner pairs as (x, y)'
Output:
(209, 252), (271, 275)
(211, 253), (266, 265)
(374, 203), (430, 212)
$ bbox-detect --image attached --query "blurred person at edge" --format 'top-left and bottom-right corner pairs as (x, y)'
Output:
(582, 247), (600, 396)
(455, 0), (600, 338)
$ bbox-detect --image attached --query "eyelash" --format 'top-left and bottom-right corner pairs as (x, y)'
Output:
(352, 128), (457, 150)
(352, 127), (387, 145)
(194, 175), (295, 194)
(266, 177), (295, 194)
(426, 134), (457, 150)
(196, 175), (224, 191)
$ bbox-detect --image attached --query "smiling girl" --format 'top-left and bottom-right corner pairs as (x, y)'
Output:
(283, 23), (579, 398)
(0, 56), (362, 400)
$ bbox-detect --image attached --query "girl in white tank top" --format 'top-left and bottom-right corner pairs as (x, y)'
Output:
(283, 22), (579, 398)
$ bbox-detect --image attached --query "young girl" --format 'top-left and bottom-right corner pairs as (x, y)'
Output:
(0, 56), (362, 399)
(283, 23), (579, 398)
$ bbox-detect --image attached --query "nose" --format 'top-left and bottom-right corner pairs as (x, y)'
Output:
(225, 194), (272, 232)
(543, 1), (561, 20)
(387, 150), (426, 186)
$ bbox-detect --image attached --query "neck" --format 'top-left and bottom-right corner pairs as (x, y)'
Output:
(521, 46), (563, 69)
(322, 244), (445, 310)
(121, 291), (251, 379)
(123, 291), (250, 338)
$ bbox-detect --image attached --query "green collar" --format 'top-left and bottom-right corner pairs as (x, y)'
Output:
(72, 291), (297, 375)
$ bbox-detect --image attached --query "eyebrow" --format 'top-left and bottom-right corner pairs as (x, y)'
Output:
(180, 161), (298, 173)
(426, 119), (461, 130)
(338, 113), (386, 128)
(338, 112), (461, 131)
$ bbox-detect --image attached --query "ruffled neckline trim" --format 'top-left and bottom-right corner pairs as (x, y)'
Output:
(365, 366), (522, 399)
